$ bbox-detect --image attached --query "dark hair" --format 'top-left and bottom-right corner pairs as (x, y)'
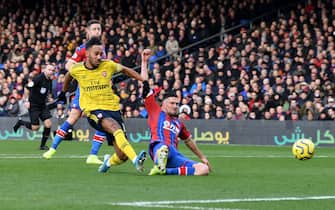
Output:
(87, 19), (100, 28)
(163, 91), (177, 99)
(86, 37), (102, 50)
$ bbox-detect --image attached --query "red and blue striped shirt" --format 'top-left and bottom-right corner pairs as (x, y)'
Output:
(70, 43), (106, 63)
(144, 92), (191, 150)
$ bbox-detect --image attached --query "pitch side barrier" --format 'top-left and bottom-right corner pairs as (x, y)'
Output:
(0, 118), (334, 146)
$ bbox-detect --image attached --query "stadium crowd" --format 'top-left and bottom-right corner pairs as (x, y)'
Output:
(0, 0), (334, 121)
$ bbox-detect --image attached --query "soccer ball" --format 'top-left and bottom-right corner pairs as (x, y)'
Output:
(292, 139), (315, 160)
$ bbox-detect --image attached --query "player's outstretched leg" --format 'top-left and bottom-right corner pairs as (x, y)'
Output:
(165, 166), (196, 176)
(43, 121), (72, 159)
(86, 130), (105, 164)
(113, 129), (147, 172)
(134, 150), (147, 172)
(148, 165), (165, 175)
(98, 154), (111, 173)
(98, 151), (146, 173)
(98, 152), (127, 173)
(43, 147), (56, 159)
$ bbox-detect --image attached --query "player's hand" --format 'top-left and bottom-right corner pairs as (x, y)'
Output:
(56, 91), (67, 104)
(141, 49), (151, 62)
(201, 157), (212, 172)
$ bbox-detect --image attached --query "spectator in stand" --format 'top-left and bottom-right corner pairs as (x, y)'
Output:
(0, 0), (334, 121)
(17, 90), (29, 117)
(9, 47), (25, 64)
(165, 31), (180, 60)
(5, 96), (19, 117)
(215, 106), (225, 119)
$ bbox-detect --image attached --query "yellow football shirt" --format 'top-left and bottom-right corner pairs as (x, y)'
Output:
(69, 60), (122, 115)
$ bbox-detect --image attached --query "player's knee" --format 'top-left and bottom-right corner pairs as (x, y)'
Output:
(102, 118), (120, 133)
(67, 109), (81, 124)
(44, 120), (52, 128)
(119, 154), (128, 162)
(110, 124), (120, 132)
(194, 163), (209, 176)
(31, 125), (40, 131)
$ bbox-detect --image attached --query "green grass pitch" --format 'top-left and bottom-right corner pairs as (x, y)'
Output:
(0, 140), (335, 210)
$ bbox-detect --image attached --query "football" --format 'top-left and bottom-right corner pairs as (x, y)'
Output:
(292, 139), (315, 160)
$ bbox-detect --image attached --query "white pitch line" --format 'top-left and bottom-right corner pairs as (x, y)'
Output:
(110, 195), (335, 207)
(0, 154), (333, 159)
(210, 155), (333, 158)
(131, 204), (244, 210)
(0, 154), (87, 159)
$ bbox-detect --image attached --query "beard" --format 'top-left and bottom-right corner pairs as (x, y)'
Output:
(89, 57), (101, 68)
(169, 110), (179, 117)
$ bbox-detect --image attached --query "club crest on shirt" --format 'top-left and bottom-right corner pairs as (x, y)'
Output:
(40, 87), (47, 94)
(102, 71), (107, 77)
(72, 53), (78, 59)
(163, 120), (180, 134)
(97, 113), (103, 119)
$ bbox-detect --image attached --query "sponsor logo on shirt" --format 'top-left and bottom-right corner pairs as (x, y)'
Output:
(163, 121), (180, 134)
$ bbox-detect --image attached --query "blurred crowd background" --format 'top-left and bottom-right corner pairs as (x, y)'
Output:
(0, 0), (334, 120)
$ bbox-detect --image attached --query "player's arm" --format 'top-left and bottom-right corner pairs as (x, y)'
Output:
(184, 137), (212, 171)
(65, 59), (77, 71)
(54, 71), (73, 103)
(112, 73), (129, 84)
(117, 49), (151, 83)
(180, 123), (212, 171)
(119, 65), (145, 82)
(62, 72), (73, 92)
(140, 49), (151, 81)
(138, 49), (161, 115)
(140, 49), (152, 98)
(65, 47), (85, 70)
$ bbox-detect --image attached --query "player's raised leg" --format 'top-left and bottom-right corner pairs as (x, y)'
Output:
(98, 152), (126, 173)
(89, 111), (147, 172)
(99, 141), (139, 173)
(149, 144), (168, 175)
(149, 144), (209, 176)
(111, 127), (146, 172)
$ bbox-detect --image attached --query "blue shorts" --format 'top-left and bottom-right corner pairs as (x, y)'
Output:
(151, 142), (197, 168)
(71, 87), (82, 110)
(87, 110), (126, 133)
